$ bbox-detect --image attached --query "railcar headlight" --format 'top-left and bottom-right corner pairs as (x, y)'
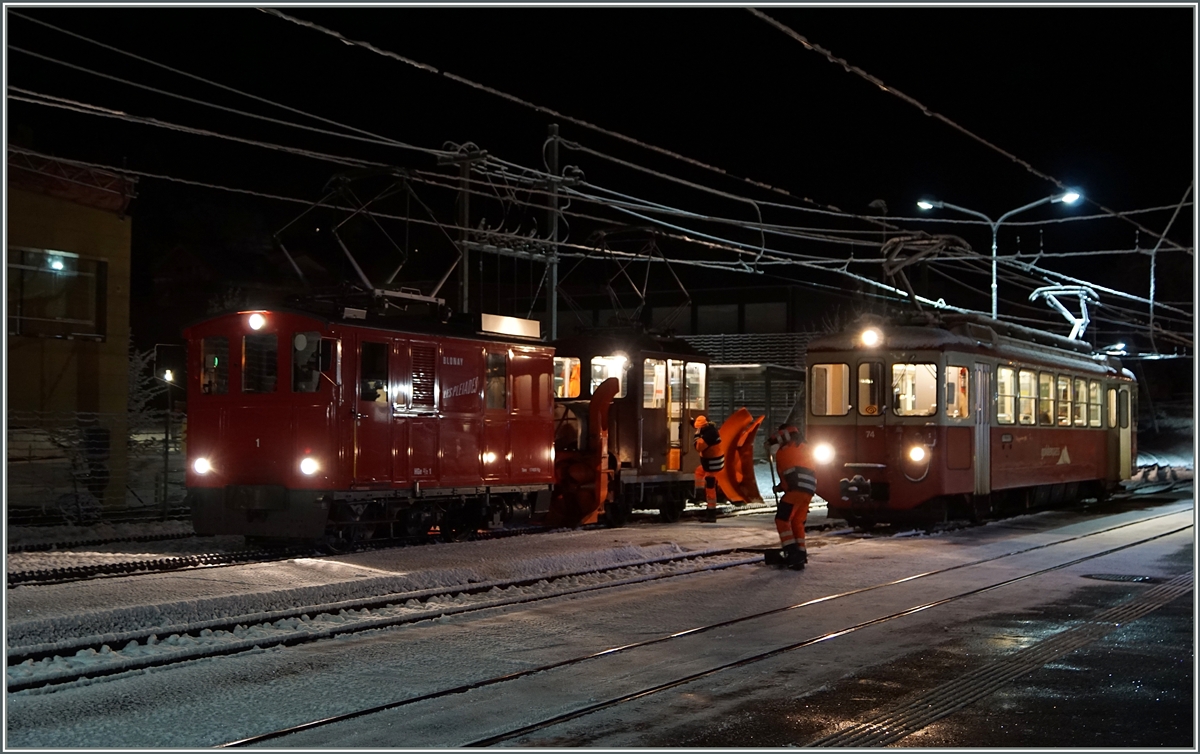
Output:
(248, 312), (266, 330)
(813, 443), (835, 464)
(861, 327), (881, 347)
(193, 458), (212, 475)
(908, 446), (927, 463)
(299, 457), (320, 475)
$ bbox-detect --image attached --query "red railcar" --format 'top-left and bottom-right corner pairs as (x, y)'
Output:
(184, 308), (555, 544)
(804, 314), (1137, 526)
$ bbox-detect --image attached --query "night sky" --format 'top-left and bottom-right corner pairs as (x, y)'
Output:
(6, 6), (1195, 352)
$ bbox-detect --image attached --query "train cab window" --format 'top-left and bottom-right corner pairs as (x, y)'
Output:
(685, 363), (706, 410)
(1038, 372), (1055, 425)
(292, 332), (324, 393)
(892, 363), (937, 417)
(1073, 378), (1088, 426)
(1017, 369), (1037, 425)
(995, 366), (1016, 425)
(200, 336), (229, 395)
(553, 357), (581, 398)
(590, 354), (629, 398)
(1107, 387), (1118, 428)
(1089, 380), (1103, 427)
(643, 358), (666, 409)
(1056, 376), (1072, 426)
(858, 362), (885, 416)
(810, 363), (851, 416)
(359, 341), (389, 403)
(486, 352), (507, 410)
(944, 365), (970, 418)
(243, 333), (278, 393)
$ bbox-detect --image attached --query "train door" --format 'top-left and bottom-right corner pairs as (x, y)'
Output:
(408, 341), (440, 486)
(353, 337), (393, 485)
(1118, 385), (1133, 479)
(642, 357), (668, 472)
(666, 359), (685, 470)
(681, 362), (706, 472)
(973, 363), (991, 495)
(855, 359), (886, 460)
(389, 341), (411, 485)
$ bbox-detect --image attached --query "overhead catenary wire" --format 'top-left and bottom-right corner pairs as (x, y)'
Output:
(748, 7), (1190, 254)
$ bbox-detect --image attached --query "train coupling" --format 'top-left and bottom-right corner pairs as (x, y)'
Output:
(839, 474), (872, 506)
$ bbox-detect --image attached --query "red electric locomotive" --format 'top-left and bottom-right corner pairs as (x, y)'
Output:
(184, 306), (556, 546)
(804, 313), (1137, 527)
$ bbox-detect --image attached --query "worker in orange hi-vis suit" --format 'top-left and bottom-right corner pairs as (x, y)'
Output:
(692, 415), (723, 523)
(764, 424), (815, 570)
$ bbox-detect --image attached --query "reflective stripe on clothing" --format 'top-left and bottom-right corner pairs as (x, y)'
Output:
(700, 455), (725, 472)
(780, 465), (817, 495)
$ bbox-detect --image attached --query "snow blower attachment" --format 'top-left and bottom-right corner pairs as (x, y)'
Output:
(713, 408), (767, 506)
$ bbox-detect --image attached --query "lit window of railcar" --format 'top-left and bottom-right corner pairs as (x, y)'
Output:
(1017, 369), (1037, 425)
(685, 363), (706, 410)
(200, 336), (229, 395)
(243, 333), (278, 394)
(590, 354), (628, 398)
(1089, 380), (1103, 427)
(1107, 387), (1118, 429)
(810, 363), (851, 416)
(859, 362), (885, 416)
(1056, 376), (1072, 426)
(1038, 373), (1055, 425)
(553, 357), (581, 398)
(996, 367), (1016, 425)
(893, 363), (937, 417)
(944, 365), (970, 419)
(643, 359), (666, 409)
(1073, 378), (1088, 426)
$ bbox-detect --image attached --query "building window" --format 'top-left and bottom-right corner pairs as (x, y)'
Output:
(7, 246), (107, 339)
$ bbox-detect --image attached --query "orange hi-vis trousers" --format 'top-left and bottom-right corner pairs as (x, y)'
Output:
(775, 490), (812, 551)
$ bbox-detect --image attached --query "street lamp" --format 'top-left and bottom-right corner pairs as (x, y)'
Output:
(917, 191), (1081, 319)
(154, 344), (185, 516)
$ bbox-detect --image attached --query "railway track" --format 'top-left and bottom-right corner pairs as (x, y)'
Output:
(185, 505), (1189, 747)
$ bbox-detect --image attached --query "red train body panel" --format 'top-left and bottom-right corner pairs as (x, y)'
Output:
(804, 315), (1137, 525)
(184, 308), (555, 541)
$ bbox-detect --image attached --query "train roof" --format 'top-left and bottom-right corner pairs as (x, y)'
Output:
(806, 313), (1133, 379)
(183, 305), (548, 346)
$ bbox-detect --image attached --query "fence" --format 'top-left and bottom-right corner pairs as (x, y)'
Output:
(7, 409), (188, 524)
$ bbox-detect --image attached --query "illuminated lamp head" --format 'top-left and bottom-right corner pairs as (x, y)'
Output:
(812, 443), (835, 464)
(193, 457), (212, 475)
(299, 457), (319, 475)
(908, 446), (927, 463)
(861, 328), (882, 347)
(248, 312), (266, 331)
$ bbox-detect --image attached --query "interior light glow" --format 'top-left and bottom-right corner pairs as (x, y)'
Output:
(908, 446), (927, 462)
(299, 457), (319, 475)
(248, 313), (266, 330)
(813, 443), (835, 464)
(193, 458), (212, 475)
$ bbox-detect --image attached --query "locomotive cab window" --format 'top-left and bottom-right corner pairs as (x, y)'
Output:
(1018, 369), (1037, 425)
(892, 362), (937, 417)
(1038, 372), (1055, 425)
(200, 336), (229, 395)
(643, 358), (666, 409)
(810, 363), (850, 416)
(591, 354), (629, 398)
(292, 331), (332, 394)
(685, 363), (706, 410)
(858, 362), (885, 416)
(486, 352), (507, 410)
(359, 341), (389, 403)
(243, 333), (278, 393)
(945, 365), (969, 418)
(1056, 376), (1072, 426)
(996, 366), (1016, 425)
(553, 357), (581, 398)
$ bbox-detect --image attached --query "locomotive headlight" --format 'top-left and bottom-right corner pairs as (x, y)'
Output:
(248, 312), (266, 331)
(908, 445), (927, 463)
(813, 443), (835, 464)
(193, 457), (212, 475)
(299, 457), (320, 475)
(861, 327), (881, 347)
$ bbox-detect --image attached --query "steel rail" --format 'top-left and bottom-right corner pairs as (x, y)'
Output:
(215, 505), (1191, 747)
